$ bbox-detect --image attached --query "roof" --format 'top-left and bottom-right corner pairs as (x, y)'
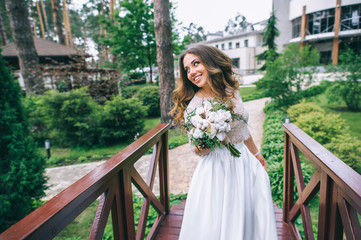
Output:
(1, 37), (80, 57)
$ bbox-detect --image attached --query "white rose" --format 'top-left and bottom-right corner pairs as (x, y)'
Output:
(191, 115), (203, 126)
(192, 128), (203, 139)
(210, 123), (217, 138)
(203, 101), (212, 111)
(195, 107), (205, 116)
(207, 111), (217, 123)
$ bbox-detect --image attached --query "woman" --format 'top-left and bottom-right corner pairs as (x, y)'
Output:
(170, 45), (278, 239)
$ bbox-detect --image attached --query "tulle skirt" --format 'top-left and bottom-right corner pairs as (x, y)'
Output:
(179, 142), (278, 240)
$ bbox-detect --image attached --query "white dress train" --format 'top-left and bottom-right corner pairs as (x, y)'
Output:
(179, 93), (278, 240)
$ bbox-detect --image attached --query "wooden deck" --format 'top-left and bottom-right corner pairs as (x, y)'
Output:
(154, 200), (294, 239)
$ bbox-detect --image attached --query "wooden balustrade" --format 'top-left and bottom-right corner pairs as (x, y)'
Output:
(283, 123), (361, 240)
(0, 123), (170, 240)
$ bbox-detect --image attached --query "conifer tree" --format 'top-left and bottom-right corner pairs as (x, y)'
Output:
(0, 51), (47, 232)
(256, 11), (279, 70)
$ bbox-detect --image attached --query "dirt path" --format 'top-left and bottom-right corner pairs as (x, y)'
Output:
(43, 97), (270, 201)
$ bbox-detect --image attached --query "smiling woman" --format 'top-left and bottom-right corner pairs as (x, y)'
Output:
(170, 45), (277, 240)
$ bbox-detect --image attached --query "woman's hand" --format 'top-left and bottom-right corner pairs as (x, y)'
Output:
(256, 154), (267, 171)
(194, 145), (212, 156)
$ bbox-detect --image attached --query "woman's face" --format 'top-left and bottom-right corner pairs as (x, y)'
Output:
(183, 53), (209, 88)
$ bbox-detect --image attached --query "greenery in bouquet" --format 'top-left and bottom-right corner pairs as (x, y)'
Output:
(183, 99), (246, 157)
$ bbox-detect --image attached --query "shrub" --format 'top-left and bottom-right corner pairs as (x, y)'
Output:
(22, 95), (49, 143)
(294, 111), (346, 145)
(326, 47), (361, 111)
(0, 52), (47, 232)
(256, 43), (320, 107)
(325, 135), (361, 174)
(40, 88), (100, 147)
(120, 85), (143, 99)
(136, 86), (160, 117)
(287, 101), (325, 120)
(98, 96), (147, 144)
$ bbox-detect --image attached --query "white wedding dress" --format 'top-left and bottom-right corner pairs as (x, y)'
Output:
(179, 92), (278, 240)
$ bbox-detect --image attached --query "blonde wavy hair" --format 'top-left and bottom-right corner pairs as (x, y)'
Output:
(170, 45), (239, 125)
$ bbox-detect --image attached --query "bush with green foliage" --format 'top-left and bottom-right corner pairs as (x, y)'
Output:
(98, 96), (147, 144)
(136, 86), (160, 117)
(0, 53), (47, 232)
(325, 135), (361, 174)
(256, 43), (320, 106)
(326, 47), (361, 111)
(287, 101), (325, 121)
(22, 95), (49, 143)
(262, 106), (313, 208)
(39, 88), (100, 147)
(293, 111), (346, 145)
(120, 85), (143, 99)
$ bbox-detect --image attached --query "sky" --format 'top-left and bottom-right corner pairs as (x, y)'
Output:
(173, 0), (273, 33)
(71, 0), (273, 34)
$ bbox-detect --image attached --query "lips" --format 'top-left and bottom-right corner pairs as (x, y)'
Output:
(193, 75), (202, 84)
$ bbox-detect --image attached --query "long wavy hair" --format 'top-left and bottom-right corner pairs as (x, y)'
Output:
(170, 45), (239, 125)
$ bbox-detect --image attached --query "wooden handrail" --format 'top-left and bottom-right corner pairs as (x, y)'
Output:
(283, 123), (361, 239)
(0, 123), (171, 240)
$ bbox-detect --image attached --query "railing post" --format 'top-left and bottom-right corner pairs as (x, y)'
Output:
(318, 171), (332, 239)
(159, 131), (170, 214)
(283, 130), (294, 223)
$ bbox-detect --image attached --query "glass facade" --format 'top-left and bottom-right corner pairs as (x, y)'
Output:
(341, 4), (361, 31)
(307, 9), (335, 35)
(291, 4), (361, 38)
(292, 17), (301, 38)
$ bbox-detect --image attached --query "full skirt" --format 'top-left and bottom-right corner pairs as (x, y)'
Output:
(179, 142), (278, 240)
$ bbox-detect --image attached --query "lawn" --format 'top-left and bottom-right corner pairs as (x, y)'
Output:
(309, 92), (361, 139)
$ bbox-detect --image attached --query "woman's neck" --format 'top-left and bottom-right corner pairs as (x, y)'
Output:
(197, 85), (213, 98)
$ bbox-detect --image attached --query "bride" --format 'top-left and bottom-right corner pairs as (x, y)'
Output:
(170, 45), (278, 239)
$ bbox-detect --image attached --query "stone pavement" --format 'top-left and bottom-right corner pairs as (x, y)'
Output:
(43, 97), (270, 201)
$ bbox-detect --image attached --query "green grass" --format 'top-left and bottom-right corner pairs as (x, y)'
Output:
(308, 92), (361, 139)
(239, 86), (259, 97)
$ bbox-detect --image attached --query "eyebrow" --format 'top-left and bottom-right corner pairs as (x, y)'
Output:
(184, 58), (198, 70)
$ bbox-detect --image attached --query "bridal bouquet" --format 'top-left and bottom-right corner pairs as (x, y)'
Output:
(184, 99), (246, 157)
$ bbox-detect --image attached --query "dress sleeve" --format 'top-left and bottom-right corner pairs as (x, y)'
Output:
(227, 91), (251, 144)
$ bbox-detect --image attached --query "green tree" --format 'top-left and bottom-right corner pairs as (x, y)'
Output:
(327, 47), (361, 111)
(0, 51), (47, 232)
(256, 11), (279, 70)
(101, 0), (156, 76)
(256, 43), (319, 106)
(182, 22), (206, 45)
(224, 13), (251, 35)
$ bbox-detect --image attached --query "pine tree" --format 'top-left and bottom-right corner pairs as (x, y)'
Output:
(256, 11), (280, 70)
(0, 51), (47, 232)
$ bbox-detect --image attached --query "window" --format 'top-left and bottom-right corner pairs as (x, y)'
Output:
(231, 58), (240, 68)
(229, 42), (232, 49)
(216, 44), (219, 48)
(292, 17), (301, 38)
(221, 43), (225, 50)
(341, 4), (361, 31)
(244, 39), (248, 47)
(236, 42), (240, 48)
(307, 9), (335, 35)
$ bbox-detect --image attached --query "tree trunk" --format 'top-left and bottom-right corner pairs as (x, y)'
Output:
(0, 12), (7, 45)
(63, 0), (73, 48)
(5, 0), (44, 94)
(51, 0), (64, 44)
(154, 0), (175, 123)
(40, 0), (49, 34)
(36, 1), (45, 39)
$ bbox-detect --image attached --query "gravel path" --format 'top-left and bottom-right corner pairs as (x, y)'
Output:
(43, 97), (270, 201)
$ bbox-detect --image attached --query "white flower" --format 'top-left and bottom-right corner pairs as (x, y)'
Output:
(207, 111), (217, 123)
(195, 107), (205, 116)
(217, 109), (232, 123)
(216, 132), (226, 141)
(191, 115), (203, 127)
(203, 101), (212, 111)
(192, 128), (203, 139)
(210, 123), (217, 138)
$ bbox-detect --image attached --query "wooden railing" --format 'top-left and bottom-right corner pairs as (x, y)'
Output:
(283, 123), (361, 240)
(0, 123), (171, 240)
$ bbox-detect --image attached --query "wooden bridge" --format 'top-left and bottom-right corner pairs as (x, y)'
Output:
(1, 123), (361, 239)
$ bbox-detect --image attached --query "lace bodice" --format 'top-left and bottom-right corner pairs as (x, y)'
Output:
(185, 91), (251, 145)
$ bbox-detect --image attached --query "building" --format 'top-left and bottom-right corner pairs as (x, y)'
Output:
(187, 21), (267, 79)
(274, 0), (361, 64)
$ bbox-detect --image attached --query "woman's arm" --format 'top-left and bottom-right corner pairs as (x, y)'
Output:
(244, 136), (267, 170)
(194, 145), (212, 156)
